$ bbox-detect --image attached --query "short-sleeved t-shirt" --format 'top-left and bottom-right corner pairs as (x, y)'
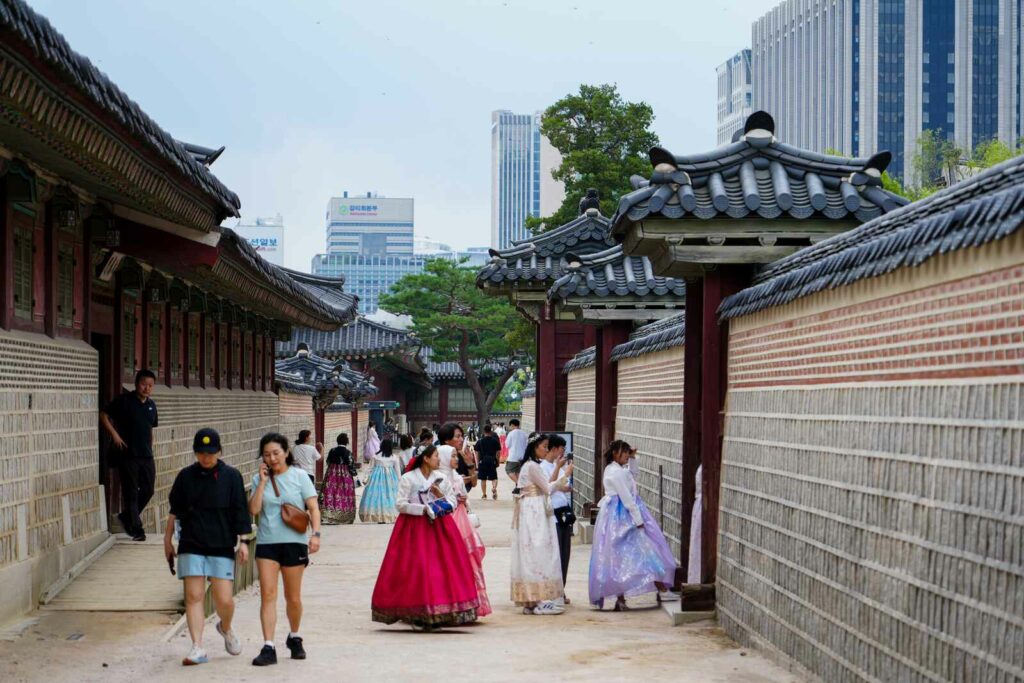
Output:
(103, 391), (158, 459)
(251, 466), (317, 546)
(475, 435), (501, 462)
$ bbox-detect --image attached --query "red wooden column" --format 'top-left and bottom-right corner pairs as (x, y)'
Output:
(699, 268), (746, 585)
(351, 406), (360, 461)
(438, 379), (450, 424)
(593, 321), (632, 499)
(680, 280), (704, 570)
(537, 312), (557, 431)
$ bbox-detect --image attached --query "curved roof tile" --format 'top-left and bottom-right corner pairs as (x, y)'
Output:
(278, 316), (412, 359)
(610, 313), (685, 361)
(611, 112), (907, 233)
(548, 244), (686, 301)
(718, 152), (1024, 320)
(563, 346), (597, 373)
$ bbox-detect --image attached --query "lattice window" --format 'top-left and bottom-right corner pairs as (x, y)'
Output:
(219, 324), (229, 388)
(231, 329), (241, 388)
(12, 226), (33, 320)
(449, 387), (477, 412)
(56, 243), (74, 328)
(188, 314), (200, 384)
(243, 331), (252, 390)
(169, 311), (181, 381)
(205, 320), (216, 387)
(122, 300), (137, 378)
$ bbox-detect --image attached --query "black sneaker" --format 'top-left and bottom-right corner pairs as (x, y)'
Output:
(252, 645), (277, 666)
(285, 635), (306, 659)
(131, 531), (146, 542)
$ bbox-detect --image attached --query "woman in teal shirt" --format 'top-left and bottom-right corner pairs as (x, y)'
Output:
(248, 432), (321, 667)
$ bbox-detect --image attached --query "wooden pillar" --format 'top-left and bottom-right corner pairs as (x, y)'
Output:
(43, 201), (57, 338)
(351, 406), (360, 460)
(537, 312), (557, 431)
(593, 321), (632, 500)
(583, 325), (597, 348)
(438, 379), (450, 424)
(680, 280), (704, 571)
(314, 408), (325, 482)
(699, 268), (745, 585)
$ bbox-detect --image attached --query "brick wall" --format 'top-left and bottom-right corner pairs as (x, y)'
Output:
(0, 329), (105, 621)
(564, 366), (596, 515)
(146, 387), (280, 532)
(520, 395), (536, 435)
(718, 233), (1024, 682)
(324, 409), (352, 449)
(277, 390), (314, 455)
(615, 347), (685, 558)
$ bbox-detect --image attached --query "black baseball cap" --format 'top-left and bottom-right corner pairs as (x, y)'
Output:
(193, 428), (222, 454)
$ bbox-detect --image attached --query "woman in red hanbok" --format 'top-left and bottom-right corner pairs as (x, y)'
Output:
(370, 446), (479, 630)
(437, 422), (491, 617)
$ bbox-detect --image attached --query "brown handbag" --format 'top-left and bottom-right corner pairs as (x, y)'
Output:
(269, 473), (310, 534)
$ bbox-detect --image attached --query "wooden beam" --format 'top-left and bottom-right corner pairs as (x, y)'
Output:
(578, 307), (682, 321)
(667, 244), (801, 264)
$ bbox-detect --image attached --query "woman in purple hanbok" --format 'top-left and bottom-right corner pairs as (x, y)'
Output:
(589, 440), (678, 610)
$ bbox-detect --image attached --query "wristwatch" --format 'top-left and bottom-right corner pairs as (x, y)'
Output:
(312, 531), (321, 537)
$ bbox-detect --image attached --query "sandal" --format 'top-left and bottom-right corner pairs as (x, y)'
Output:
(612, 597), (628, 612)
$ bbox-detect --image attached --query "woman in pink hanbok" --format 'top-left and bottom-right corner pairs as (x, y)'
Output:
(437, 422), (491, 617)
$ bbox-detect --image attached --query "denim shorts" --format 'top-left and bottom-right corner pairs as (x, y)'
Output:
(177, 553), (235, 581)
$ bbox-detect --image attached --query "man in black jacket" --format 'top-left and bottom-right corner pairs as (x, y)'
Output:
(164, 428), (251, 666)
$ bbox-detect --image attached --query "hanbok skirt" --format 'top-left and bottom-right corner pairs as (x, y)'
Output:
(509, 496), (563, 605)
(499, 435), (508, 462)
(589, 494), (677, 606)
(451, 501), (491, 617)
(371, 514), (479, 627)
(320, 463), (356, 525)
(359, 462), (399, 523)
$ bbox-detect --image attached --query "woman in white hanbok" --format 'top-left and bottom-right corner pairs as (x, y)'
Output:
(509, 434), (573, 615)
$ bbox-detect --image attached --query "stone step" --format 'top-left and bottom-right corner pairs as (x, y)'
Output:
(662, 601), (716, 626)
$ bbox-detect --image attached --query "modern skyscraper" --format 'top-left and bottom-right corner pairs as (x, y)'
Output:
(324, 192), (414, 257)
(750, 0), (1023, 181)
(311, 252), (426, 314)
(233, 214), (285, 266)
(490, 111), (564, 249)
(717, 50), (754, 145)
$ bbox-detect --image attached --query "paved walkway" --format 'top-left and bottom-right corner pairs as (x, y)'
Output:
(0, 477), (801, 683)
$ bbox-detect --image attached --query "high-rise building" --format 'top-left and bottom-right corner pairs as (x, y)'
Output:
(717, 50), (754, 145)
(311, 252), (427, 314)
(750, 0), (1023, 181)
(233, 214), (285, 266)
(325, 192), (414, 257)
(490, 111), (564, 249)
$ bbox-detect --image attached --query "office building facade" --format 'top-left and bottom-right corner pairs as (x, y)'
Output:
(490, 110), (564, 250)
(717, 50), (754, 145)
(750, 0), (1023, 181)
(312, 253), (426, 314)
(234, 214), (285, 266)
(325, 192), (414, 257)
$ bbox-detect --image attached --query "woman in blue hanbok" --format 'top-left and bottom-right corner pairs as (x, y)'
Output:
(589, 440), (678, 610)
(358, 438), (403, 523)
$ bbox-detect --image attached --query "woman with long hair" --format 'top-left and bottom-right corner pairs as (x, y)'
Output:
(589, 440), (677, 611)
(397, 433), (415, 471)
(363, 422), (381, 463)
(248, 433), (321, 666)
(321, 433), (356, 525)
(371, 446), (479, 630)
(437, 422), (491, 617)
(358, 438), (402, 523)
(509, 434), (572, 615)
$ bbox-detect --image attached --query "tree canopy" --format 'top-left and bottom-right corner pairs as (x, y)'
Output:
(527, 84), (659, 232)
(378, 258), (533, 424)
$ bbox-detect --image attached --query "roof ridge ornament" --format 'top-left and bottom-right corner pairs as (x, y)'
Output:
(742, 110), (776, 148)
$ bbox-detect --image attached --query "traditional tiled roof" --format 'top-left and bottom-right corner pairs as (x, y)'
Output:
(563, 346), (597, 373)
(611, 111), (908, 231)
(610, 313), (685, 361)
(0, 0), (240, 219)
(548, 244), (686, 301)
(278, 316), (416, 359)
(477, 210), (616, 287)
(719, 153), (1024, 320)
(275, 349), (376, 406)
(521, 381), (536, 399)
(218, 230), (357, 328)
(420, 347), (506, 382)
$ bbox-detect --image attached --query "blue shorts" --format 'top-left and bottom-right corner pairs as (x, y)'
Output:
(177, 553), (235, 581)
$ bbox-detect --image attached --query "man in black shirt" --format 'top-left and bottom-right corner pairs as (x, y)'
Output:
(475, 424), (502, 500)
(165, 428), (251, 666)
(100, 369), (159, 540)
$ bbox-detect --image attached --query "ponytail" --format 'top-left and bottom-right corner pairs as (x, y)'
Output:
(603, 439), (631, 465)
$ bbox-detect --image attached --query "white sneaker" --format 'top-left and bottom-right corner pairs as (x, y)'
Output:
(216, 621), (241, 656)
(658, 590), (681, 602)
(182, 643), (208, 665)
(532, 601), (565, 615)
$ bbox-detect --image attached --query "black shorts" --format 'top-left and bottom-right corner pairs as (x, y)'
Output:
(255, 542), (309, 567)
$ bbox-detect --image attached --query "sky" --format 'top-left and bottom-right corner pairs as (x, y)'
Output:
(33, 0), (779, 271)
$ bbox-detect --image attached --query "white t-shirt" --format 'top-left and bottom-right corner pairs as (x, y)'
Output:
(505, 428), (528, 462)
(291, 443), (321, 477)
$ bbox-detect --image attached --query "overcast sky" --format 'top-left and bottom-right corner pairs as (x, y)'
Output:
(33, 0), (778, 271)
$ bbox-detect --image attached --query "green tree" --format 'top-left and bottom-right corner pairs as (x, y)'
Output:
(527, 84), (659, 232)
(378, 258), (534, 426)
(492, 367), (528, 413)
(970, 138), (1015, 169)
